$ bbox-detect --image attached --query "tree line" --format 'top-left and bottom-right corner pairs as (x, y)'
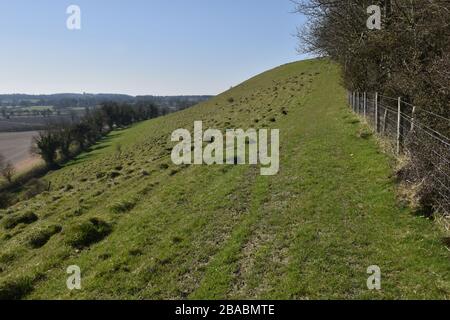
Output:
(0, 101), (174, 208)
(295, 0), (450, 214)
(32, 101), (162, 168)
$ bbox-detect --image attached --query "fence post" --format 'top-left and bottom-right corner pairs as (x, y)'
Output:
(410, 106), (416, 131)
(382, 109), (387, 134)
(375, 92), (378, 133)
(397, 97), (402, 155)
(357, 92), (360, 114)
(363, 92), (367, 118)
(359, 92), (362, 114)
(352, 92), (355, 111)
(350, 92), (353, 110)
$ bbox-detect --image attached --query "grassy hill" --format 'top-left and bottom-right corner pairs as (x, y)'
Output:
(0, 59), (448, 299)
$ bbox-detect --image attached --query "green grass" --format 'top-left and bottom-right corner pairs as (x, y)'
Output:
(0, 58), (448, 299)
(11, 106), (54, 112)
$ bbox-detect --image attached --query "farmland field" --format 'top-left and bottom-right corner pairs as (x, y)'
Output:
(0, 115), (76, 132)
(0, 131), (40, 170)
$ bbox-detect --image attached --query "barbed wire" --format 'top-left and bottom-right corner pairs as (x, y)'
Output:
(350, 92), (450, 144)
(349, 90), (450, 215)
(401, 100), (450, 122)
(378, 94), (400, 102)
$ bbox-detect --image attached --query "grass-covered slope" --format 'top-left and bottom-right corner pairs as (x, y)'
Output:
(0, 59), (448, 299)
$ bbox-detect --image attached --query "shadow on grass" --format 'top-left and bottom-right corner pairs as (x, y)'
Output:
(411, 205), (435, 220)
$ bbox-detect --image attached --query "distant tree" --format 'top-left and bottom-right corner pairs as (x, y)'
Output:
(71, 122), (90, 150)
(1, 162), (15, 183)
(32, 131), (60, 168)
(0, 155), (15, 183)
(54, 124), (74, 161)
(100, 102), (119, 129)
(84, 112), (105, 144)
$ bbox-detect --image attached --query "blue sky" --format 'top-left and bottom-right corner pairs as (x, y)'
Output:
(0, 0), (308, 95)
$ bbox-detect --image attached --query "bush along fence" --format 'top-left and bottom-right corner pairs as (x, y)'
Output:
(348, 91), (450, 217)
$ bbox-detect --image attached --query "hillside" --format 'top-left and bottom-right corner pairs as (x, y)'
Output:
(0, 59), (448, 299)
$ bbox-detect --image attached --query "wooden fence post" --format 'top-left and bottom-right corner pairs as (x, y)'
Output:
(359, 92), (362, 114)
(375, 92), (378, 132)
(357, 92), (360, 114)
(397, 97), (402, 155)
(410, 106), (416, 131)
(382, 109), (388, 134)
(363, 92), (367, 118)
(352, 92), (355, 111)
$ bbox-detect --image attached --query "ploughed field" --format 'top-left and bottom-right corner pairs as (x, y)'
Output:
(0, 59), (448, 299)
(0, 131), (39, 170)
(0, 115), (75, 132)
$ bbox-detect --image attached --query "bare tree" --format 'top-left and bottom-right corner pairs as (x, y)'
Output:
(1, 162), (15, 183)
(0, 154), (15, 183)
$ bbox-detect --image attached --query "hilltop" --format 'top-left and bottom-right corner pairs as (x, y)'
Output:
(0, 59), (448, 299)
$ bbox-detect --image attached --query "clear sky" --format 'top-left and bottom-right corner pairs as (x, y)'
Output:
(0, 0), (308, 96)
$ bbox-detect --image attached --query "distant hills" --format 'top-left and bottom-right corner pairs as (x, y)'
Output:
(0, 93), (213, 110)
(0, 94), (213, 132)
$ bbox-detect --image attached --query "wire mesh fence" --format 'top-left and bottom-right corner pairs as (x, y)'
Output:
(348, 91), (450, 216)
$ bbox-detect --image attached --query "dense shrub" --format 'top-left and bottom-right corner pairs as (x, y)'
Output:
(32, 131), (60, 168)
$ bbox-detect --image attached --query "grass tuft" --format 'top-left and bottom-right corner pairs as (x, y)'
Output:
(109, 199), (137, 214)
(0, 277), (34, 300)
(2, 212), (38, 230)
(65, 218), (112, 249)
(27, 225), (63, 249)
